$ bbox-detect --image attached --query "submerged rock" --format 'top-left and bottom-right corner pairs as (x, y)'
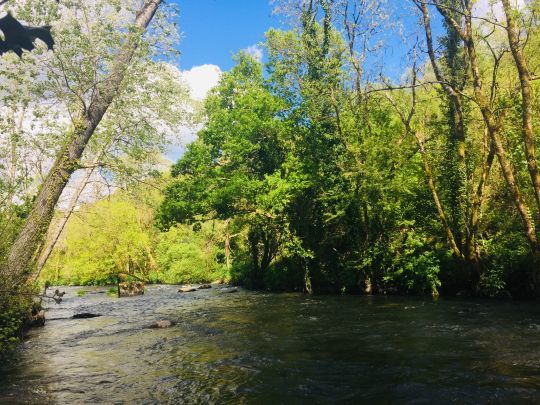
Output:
(72, 313), (101, 319)
(150, 320), (175, 329)
(223, 288), (238, 294)
(198, 284), (212, 290)
(178, 287), (197, 293)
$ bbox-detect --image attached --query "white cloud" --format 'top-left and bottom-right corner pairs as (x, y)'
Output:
(180, 64), (222, 101)
(156, 63), (223, 162)
(243, 44), (263, 62)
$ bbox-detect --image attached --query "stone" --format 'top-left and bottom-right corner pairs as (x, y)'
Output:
(118, 281), (145, 297)
(198, 284), (212, 290)
(72, 313), (101, 319)
(151, 320), (174, 329)
(178, 287), (197, 293)
(28, 310), (46, 327)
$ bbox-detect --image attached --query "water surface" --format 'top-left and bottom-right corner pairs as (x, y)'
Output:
(0, 285), (539, 403)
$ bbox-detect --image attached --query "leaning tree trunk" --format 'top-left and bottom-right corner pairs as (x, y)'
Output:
(3, 0), (163, 286)
(415, 131), (463, 259)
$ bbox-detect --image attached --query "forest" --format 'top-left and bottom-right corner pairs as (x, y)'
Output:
(2, 0), (540, 356)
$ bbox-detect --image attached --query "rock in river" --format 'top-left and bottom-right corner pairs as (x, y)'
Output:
(198, 284), (212, 290)
(178, 287), (197, 293)
(72, 313), (101, 319)
(118, 281), (145, 297)
(150, 320), (175, 329)
(27, 310), (46, 327)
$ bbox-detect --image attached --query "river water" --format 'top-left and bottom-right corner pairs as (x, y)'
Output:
(0, 285), (539, 404)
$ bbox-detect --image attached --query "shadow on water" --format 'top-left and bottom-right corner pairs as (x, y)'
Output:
(0, 285), (539, 404)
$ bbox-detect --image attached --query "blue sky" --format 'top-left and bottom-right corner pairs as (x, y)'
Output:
(170, 0), (283, 71)
(168, 0), (441, 81)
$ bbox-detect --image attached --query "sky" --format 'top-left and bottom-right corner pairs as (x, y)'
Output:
(169, 0), (416, 107)
(168, 0), (517, 80)
(168, 0), (436, 97)
(170, 0), (282, 71)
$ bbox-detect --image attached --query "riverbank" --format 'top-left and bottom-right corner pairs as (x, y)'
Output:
(1, 285), (538, 403)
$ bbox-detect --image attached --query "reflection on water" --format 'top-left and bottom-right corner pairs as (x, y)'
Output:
(0, 285), (539, 404)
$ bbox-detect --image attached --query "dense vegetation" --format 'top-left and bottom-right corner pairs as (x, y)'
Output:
(157, 1), (540, 298)
(2, 0), (540, 354)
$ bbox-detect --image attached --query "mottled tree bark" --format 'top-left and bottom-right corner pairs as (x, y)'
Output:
(502, 0), (540, 292)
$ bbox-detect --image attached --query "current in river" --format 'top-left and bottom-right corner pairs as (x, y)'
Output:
(0, 285), (539, 403)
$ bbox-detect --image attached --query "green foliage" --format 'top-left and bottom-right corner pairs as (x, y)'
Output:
(41, 192), (158, 286)
(39, 186), (231, 287)
(0, 284), (35, 356)
(155, 222), (228, 284)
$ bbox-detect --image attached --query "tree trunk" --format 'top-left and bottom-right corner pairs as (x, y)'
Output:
(225, 219), (231, 270)
(2, 0), (163, 286)
(435, 1), (538, 251)
(467, 132), (495, 262)
(304, 263), (313, 294)
(417, 0), (469, 253)
(415, 132), (463, 259)
(502, 0), (540, 216)
(502, 0), (540, 293)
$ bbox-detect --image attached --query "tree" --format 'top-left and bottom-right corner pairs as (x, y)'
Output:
(158, 53), (291, 287)
(2, 0), (164, 287)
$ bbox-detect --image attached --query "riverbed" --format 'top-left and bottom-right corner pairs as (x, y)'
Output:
(0, 285), (539, 403)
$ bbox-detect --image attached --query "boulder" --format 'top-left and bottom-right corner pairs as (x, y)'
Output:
(198, 284), (212, 290)
(150, 320), (175, 329)
(118, 281), (145, 297)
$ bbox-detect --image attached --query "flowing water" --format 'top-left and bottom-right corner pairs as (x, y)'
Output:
(0, 285), (539, 404)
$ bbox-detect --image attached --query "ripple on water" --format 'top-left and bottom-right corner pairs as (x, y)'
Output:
(0, 285), (539, 403)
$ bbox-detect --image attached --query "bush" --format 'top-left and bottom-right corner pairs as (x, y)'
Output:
(0, 284), (36, 357)
(155, 222), (229, 284)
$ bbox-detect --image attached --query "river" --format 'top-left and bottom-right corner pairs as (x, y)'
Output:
(0, 285), (539, 404)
